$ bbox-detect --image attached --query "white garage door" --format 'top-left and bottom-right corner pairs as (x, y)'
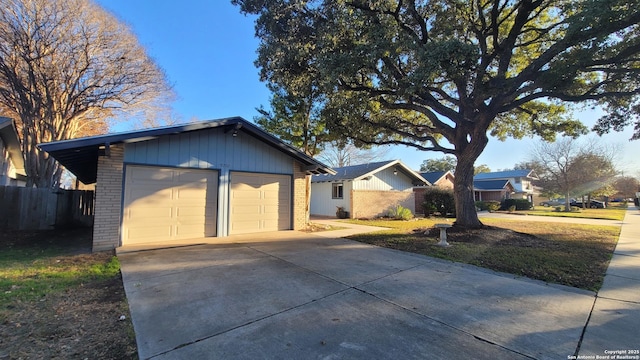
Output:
(229, 172), (291, 235)
(122, 166), (218, 245)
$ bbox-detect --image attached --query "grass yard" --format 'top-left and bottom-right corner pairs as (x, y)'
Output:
(346, 218), (620, 291)
(524, 202), (627, 221)
(0, 229), (137, 359)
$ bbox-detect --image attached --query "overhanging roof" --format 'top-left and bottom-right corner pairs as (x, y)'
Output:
(474, 169), (538, 180)
(419, 170), (454, 185)
(473, 179), (514, 191)
(0, 117), (26, 177)
(38, 117), (335, 184)
(312, 159), (430, 186)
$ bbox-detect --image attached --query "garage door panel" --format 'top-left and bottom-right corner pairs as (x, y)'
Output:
(174, 224), (206, 237)
(229, 172), (291, 235)
(123, 166), (218, 245)
(126, 225), (174, 241)
(231, 189), (262, 199)
(175, 187), (208, 200)
(127, 207), (173, 220)
(127, 167), (176, 182)
(230, 220), (262, 233)
(126, 186), (173, 201)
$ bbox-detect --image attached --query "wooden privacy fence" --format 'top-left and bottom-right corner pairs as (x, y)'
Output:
(0, 186), (94, 230)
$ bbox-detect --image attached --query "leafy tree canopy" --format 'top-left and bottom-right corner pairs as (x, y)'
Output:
(235, 0), (640, 226)
(420, 155), (490, 175)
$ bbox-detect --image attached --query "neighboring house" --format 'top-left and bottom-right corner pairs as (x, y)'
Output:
(39, 117), (334, 251)
(474, 169), (538, 203)
(413, 171), (455, 214)
(0, 117), (26, 186)
(473, 179), (515, 202)
(310, 160), (429, 219)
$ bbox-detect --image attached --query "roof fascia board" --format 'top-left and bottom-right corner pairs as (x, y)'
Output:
(0, 117), (26, 175)
(352, 160), (399, 181)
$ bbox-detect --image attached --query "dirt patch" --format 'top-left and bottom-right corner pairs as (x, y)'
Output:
(0, 229), (137, 359)
(413, 225), (542, 246)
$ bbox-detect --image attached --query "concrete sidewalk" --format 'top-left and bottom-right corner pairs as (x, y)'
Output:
(579, 205), (640, 356)
(310, 218), (389, 237)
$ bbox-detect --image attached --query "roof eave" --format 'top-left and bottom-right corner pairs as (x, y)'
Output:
(38, 117), (335, 184)
(0, 117), (26, 176)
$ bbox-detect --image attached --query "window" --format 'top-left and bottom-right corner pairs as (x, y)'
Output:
(332, 183), (343, 199)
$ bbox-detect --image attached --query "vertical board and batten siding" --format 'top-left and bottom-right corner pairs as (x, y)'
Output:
(351, 167), (415, 191)
(124, 129), (293, 174)
(310, 181), (353, 217)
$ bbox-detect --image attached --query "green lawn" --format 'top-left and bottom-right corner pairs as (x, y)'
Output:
(0, 230), (119, 319)
(525, 202), (627, 221)
(346, 217), (620, 291)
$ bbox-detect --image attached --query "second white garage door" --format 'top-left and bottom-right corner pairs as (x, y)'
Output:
(229, 172), (291, 235)
(122, 166), (218, 245)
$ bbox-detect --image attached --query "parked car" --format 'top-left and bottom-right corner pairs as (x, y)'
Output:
(570, 199), (606, 209)
(539, 198), (569, 207)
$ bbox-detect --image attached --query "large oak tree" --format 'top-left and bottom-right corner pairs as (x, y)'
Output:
(0, 0), (172, 188)
(236, 0), (640, 227)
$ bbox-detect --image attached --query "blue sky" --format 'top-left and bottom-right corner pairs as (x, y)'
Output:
(97, 1), (640, 176)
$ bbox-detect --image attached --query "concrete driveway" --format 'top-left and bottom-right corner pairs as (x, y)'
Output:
(118, 231), (596, 360)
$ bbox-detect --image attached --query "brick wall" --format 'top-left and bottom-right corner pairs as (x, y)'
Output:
(292, 161), (308, 230)
(92, 144), (124, 252)
(413, 187), (427, 214)
(351, 190), (415, 219)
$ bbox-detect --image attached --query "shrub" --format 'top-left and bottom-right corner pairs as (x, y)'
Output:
(501, 199), (532, 211)
(554, 206), (563, 212)
(475, 201), (501, 212)
(487, 201), (501, 212)
(422, 203), (438, 217)
(422, 188), (456, 217)
(507, 205), (516, 213)
(387, 205), (414, 220)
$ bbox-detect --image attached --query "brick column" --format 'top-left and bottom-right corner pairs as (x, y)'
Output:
(92, 144), (124, 252)
(292, 161), (308, 230)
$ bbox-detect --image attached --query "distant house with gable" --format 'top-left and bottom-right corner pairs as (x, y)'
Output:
(413, 170), (455, 214)
(474, 169), (538, 203)
(311, 160), (430, 219)
(0, 117), (26, 186)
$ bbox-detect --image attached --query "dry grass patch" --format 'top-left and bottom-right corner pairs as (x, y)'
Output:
(347, 218), (619, 291)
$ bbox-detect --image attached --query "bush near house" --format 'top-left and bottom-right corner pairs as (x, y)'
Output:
(422, 188), (456, 217)
(386, 205), (414, 220)
(475, 201), (501, 212)
(501, 199), (532, 211)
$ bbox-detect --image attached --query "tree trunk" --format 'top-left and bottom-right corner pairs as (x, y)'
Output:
(452, 128), (488, 228)
(453, 157), (483, 228)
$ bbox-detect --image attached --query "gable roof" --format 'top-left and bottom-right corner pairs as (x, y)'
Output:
(0, 117), (26, 178)
(473, 179), (514, 191)
(419, 170), (453, 184)
(474, 169), (538, 180)
(38, 117), (335, 184)
(312, 159), (430, 185)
